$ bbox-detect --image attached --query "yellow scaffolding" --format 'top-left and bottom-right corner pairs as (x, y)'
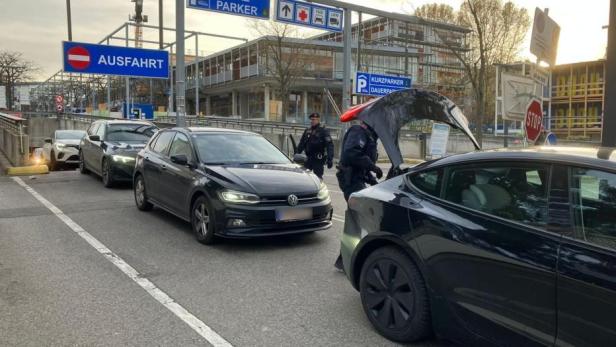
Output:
(550, 60), (605, 140)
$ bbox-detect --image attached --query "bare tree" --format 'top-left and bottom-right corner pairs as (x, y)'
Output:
(249, 20), (310, 122)
(0, 51), (38, 110)
(415, 0), (530, 146)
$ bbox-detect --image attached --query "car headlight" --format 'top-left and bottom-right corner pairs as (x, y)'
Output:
(317, 182), (330, 201)
(219, 190), (260, 204)
(55, 143), (65, 148)
(111, 155), (135, 163)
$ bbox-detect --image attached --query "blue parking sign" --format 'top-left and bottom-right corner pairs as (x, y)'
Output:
(355, 72), (412, 96)
(187, 0), (270, 19)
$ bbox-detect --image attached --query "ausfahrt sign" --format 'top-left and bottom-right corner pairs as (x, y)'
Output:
(63, 41), (169, 79)
(525, 99), (543, 142)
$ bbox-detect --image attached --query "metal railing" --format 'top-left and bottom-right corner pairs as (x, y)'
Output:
(0, 112), (28, 166)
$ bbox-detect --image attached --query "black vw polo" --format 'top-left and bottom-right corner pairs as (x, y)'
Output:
(133, 127), (332, 244)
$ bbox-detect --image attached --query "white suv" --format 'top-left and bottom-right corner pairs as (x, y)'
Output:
(43, 130), (87, 170)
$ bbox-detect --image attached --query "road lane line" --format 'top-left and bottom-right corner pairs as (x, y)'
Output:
(12, 177), (233, 347)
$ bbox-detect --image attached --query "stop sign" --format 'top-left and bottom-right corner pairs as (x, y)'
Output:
(525, 99), (543, 142)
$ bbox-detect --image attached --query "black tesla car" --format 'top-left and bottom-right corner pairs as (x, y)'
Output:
(79, 120), (158, 187)
(132, 127), (332, 244)
(341, 147), (616, 346)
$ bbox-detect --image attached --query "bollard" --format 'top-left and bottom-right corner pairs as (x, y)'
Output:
(418, 133), (427, 160)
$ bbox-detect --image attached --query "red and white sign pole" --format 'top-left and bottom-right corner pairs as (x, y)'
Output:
(525, 99), (543, 143)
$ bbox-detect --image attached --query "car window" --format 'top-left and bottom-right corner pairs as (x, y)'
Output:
(148, 132), (161, 150)
(88, 123), (99, 136)
(193, 133), (290, 165)
(151, 131), (175, 155)
(105, 123), (157, 142)
(96, 123), (105, 138)
(409, 169), (443, 197)
(569, 167), (616, 249)
(169, 133), (193, 162)
(56, 130), (86, 140)
(443, 164), (549, 227)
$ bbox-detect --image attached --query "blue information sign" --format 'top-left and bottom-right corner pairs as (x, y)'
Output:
(276, 0), (343, 32)
(355, 72), (412, 96)
(63, 41), (169, 79)
(187, 0), (270, 19)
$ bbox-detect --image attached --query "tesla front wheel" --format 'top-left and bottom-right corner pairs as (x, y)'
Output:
(359, 246), (431, 343)
(192, 196), (216, 245)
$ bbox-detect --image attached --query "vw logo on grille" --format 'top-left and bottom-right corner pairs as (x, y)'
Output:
(287, 194), (299, 206)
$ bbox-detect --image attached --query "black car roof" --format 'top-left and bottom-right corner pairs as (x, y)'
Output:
(174, 127), (255, 135)
(425, 146), (616, 172)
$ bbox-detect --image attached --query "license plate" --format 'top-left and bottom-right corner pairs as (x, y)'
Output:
(275, 208), (312, 222)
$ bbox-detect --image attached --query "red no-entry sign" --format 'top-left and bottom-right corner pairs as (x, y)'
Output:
(525, 99), (543, 143)
(67, 46), (91, 70)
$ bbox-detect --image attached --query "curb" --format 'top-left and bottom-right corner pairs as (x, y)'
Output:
(6, 165), (50, 176)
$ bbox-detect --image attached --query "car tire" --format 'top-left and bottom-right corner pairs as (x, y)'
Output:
(359, 246), (432, 343)
(134, 174), (153, 211)
(49, 151), (57, 171)
(79, 151), (89, 174)
(101, 158), (114, 188)
(191, 196), (216, 245)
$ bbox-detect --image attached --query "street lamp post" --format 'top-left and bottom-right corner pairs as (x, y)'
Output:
(175, 0), (186, 127)
(66, 0), (73, 41)
(603, 0), (616, 147)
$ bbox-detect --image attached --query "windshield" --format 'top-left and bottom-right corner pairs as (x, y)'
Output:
(56, 130), (86, 140)
(193, 133), (291, 165)
(106, 124), (157, 142)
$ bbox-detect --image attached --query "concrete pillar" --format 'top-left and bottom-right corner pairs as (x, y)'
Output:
(302, 90), (308, 120)
(205, 96), (211, 116)
(231, 91), (238, 116)
(264, 85), (270, 121)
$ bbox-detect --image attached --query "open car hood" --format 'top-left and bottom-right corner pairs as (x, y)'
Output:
(340, 89), (480, 169)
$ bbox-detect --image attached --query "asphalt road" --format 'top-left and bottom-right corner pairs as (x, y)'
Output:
(0, 166), (445, 347)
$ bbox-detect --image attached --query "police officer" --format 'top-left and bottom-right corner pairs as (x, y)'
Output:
(334, 121), (382, 271)
(296, 112), (334, 179)
(335, 121), (382, 201)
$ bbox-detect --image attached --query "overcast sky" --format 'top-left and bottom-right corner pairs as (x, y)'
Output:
(0, 0), (609, 80)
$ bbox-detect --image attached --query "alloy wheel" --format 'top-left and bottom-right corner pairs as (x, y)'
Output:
(194, 202), (210, 238)
(135, 178), (145, 205)
(364, 259), (414, 330)
(102, 160), (109, 185)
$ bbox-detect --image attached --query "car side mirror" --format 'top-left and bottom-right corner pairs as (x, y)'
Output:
(170, 154), (188, 166)
(293, 153), (307, 165)
(44, 138), (52, 144)
(89, 135), (101, 142)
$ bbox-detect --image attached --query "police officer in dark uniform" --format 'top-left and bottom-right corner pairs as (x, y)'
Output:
(296, 112), (334, 179)
(334, 121), (382, 270)
(336, 121), (382, 201)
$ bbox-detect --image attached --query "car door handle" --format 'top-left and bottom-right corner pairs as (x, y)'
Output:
(161, 164), (167, 171)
